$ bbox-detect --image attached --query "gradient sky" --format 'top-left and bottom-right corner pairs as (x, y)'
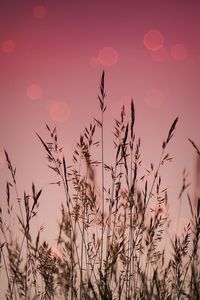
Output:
(0, 0), (200, 250)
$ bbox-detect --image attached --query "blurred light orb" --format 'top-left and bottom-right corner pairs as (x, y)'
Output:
(27, 84), (43, 100)
(49, 101), (71, 123)
(144, 88), (164, 109)
(89, 57), (100, 68)
(1, 39), (16, 53)
(98, 46), (118, 66)
(171, 43), (187, 61)
(33, 5), (47, 19)
(151, 47), (168, 63)
(144, 30), (164, 51)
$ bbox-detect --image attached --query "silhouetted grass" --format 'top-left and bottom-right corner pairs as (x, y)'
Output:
(0, 71), (200, 299)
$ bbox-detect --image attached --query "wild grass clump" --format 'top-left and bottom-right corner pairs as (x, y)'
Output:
(0, 71), (200, 299)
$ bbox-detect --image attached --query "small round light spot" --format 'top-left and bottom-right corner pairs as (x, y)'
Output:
(1, 40), (16, 53)
(49, 101), (71, 123)
(98, 46), (118, 66)
(27, 84), (43, 100)
(33, 5), (47, 19)
(144, 30), (164, 51)
(171, 43), (187, 61)
(144, 88), (164, 109)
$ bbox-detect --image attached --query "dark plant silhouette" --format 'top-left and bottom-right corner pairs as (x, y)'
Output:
(0, 71), (200, 299)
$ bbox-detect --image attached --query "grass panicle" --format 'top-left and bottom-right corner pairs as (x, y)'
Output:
(0, 71), (199, 299)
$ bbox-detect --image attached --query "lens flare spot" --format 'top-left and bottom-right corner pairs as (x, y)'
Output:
(144, 88), (164, 109)
(27, 84), (43, 100)
(49, 101), (71, 123)
(151, 47), (168, 63)
(89, 57), (100, 68)
(33, 5), (47, 19)
(0, 151), (4, 169)
(1, 40), (16, 53)
(171, 43), (187, 61)
(144, 30), (164, 51)
(98, 47), (118, 66)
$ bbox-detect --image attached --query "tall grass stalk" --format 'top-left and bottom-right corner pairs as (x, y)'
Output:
(0, 71), (200, 299)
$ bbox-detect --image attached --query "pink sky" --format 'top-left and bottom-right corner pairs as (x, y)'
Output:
(0, 0), (200, 251)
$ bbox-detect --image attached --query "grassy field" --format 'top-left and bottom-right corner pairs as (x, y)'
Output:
(0, 71), (200, 299)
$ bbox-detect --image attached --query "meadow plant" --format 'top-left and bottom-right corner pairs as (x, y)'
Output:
(0, 71), (200, 299)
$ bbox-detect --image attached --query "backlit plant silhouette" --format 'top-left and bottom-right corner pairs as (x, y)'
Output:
(0, 71), (200, 299)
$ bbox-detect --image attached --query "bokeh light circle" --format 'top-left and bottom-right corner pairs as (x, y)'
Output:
(89, 57), (100, 68)
(144, 30), (164, 51)
(1, 40), (16, 53)
(49, 101), (71, 123)
(151, 47), (168, 63)
(27, 84), (43, 100)
(171, 43), (187, 61)
(144, 88), (165, 109)
(98, 46), (118, 66)
(33, 5), (47, 19)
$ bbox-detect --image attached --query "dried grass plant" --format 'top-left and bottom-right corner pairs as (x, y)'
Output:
(0, 71), (200, 299)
